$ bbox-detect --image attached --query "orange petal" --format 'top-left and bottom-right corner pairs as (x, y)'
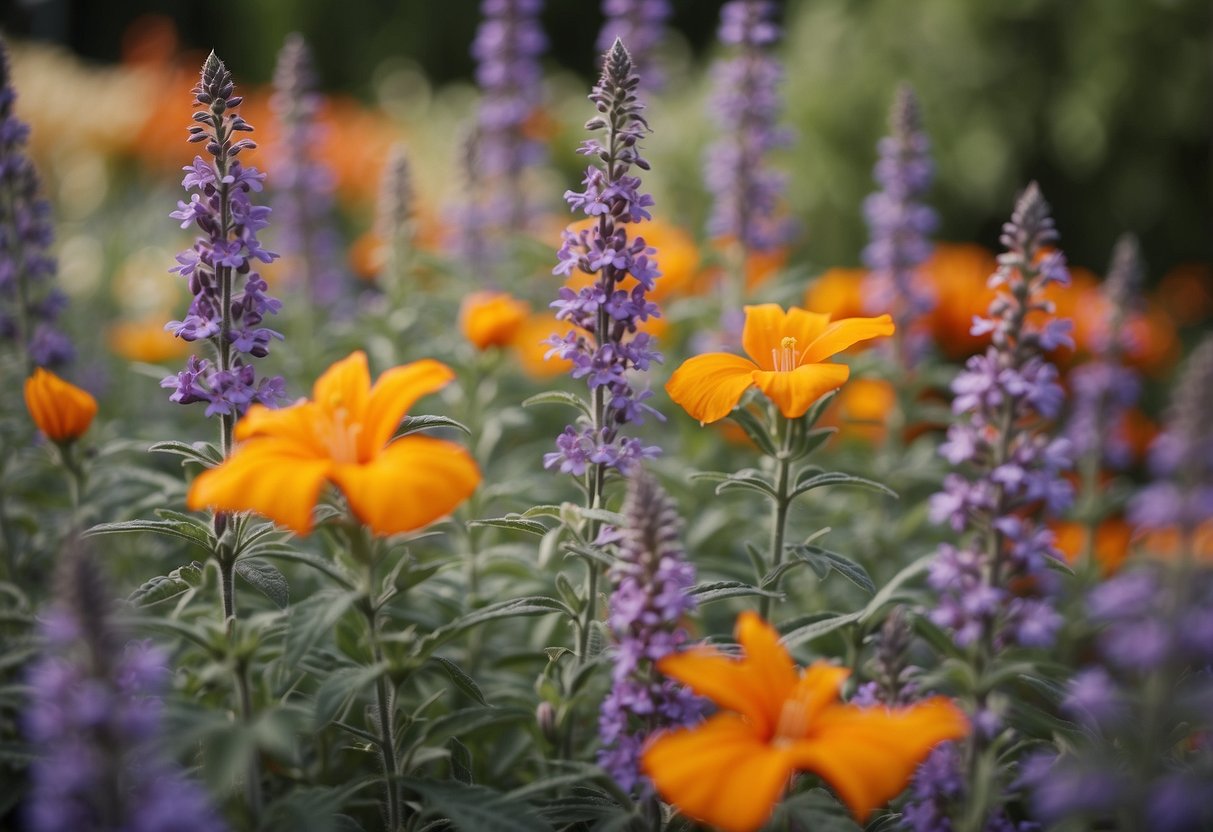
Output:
(752, 363), (850, 419)
(802, 314), (895, 364)
(642, 714), (794, 832)
(785, 661), (852, 730)
(789, 697), (969, 821)
(359, 359), (456, 458)
(312, 351), (372, 423)
(742, 304), (830, 370)
(665, 352), (758, 424)
(24, 368), (97, 442)
(187, 440), (333, 535)
(735, 611), (800, 711)
(329, 436), (479, 536)
(234, 401), (322, 452)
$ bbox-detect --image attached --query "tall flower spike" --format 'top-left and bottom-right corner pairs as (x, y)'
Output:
(0, 37), (73, 369)
(270, 33), (346, 307)
(162, 52), (285, 442)
(862, 84), (938, 356)
(598, 470), (703, 794)
(1130, 332), (1213, 536)
(597, 0), (672, 91)
(546, 39), (662, 476)
(703, 0), (794, 254)
(23, 544), (226, 831)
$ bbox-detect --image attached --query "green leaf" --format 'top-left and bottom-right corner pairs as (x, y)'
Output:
(428, 656), (488, 706)
(395, 414), (471, 437)
(251, 545), (354, 589)
(690, 580), (781, 605)
(401, 778), (556, 832)
(780, 609), (864, 648)
(468, 515), (551, 536)
(788, 545), (876, 595)
(522, 390), (592, 419)
(128, 561), (206, 607)
(726, 408), (778, 456)
(803, 389), (839, 428)
(420, 596), (568, 654)
(313, 663), (387, 728)
(859, 554), (932, 626)
(149, 439), (222, 467)
(286, 590), (360, 666)
(235, 558), (290, 608)
(85, 518), (214, 553)
(789, 471), (898, 501)
(715, 469), (778, 500)
(258, 784), (374, 832)
(793, 426), (837, 459)
(415, 706), (530, 747)
(448, 737), (473, 784)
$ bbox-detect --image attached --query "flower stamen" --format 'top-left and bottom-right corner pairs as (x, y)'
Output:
(773, 695), (810, 746)
(772, 336), (800, 373)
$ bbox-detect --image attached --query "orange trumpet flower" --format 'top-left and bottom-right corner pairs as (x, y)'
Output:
(188, 351), (479, 536)
(643, 612), (969, 832)
(665, 304), (894, 424)
(459, 291), (530, 351)
(23, 368), (98, 444)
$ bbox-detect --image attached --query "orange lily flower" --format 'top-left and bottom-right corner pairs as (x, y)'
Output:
(665, 304), (894, 424)
(24, 368), (98, 443)
(188, 351), (479, 536)
(642, 612), (969, 832)
(459, 291), (530, 351)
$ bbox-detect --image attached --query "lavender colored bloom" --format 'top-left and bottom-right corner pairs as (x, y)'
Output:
(1064, 235), (1145, 472)
(269, 33), (346, 306)
(0, 38), (72, 368)
(545, 40), (664, 476)
(161, 52), (284, 427)
(928, 184), (1073, 652)
(597, 471), (703, 794)
(23, 546), (226, 832)
(597, 0), (672, 90)
(862, 84), (938, 350)
(1129, 333), (1213, 533)
(703, 0), (794, 253)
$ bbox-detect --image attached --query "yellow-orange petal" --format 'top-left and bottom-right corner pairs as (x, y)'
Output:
(234, 401), (319, 450)
(790, 697), (969, 821)
(459, 291), (530, 351)
(665, 352), (759, 424)
(23, 368), (98, 443)
(329, 436), (480, 536)
(785, 662), (853, 731)
(359, 359), (456, 459)
(735, 611), (800, 713)
(642, 714), (794, 832)
(312, 350), (372, 423)
(187, 440), (333, 535)
(742, 304), (831, 370)
(752, 363), (851, 419)
(802, 314), (895, 364)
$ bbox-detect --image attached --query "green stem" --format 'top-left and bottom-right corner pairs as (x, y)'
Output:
(759, 412), (793, 621)
(233, 657), (263, 820)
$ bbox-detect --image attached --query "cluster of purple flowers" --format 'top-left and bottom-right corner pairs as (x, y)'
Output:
(0, 38), (72, 369)
(862, 85), (938, 343)
(1064, 235), (1144, 472)
(545, 40), (662, 476)
(469, 0), (547, 232)
(928, 183), (1074, 651)
(703, 0), (793, 253)
(1129, 334), (1213, 534)
(597, 471), (702, 794)
(597, 0), (672, 91)
(269, 34), (345, 307)
(161, 52), (285, 423)
(23, 547), (225, 831)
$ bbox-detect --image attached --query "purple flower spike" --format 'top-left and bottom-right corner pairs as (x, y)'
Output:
(0, 38), (73, 369)
(597, 0), (672, 91)
(23, 546), (227, 832)
(598, 470), (703, 794)
(862, 84), (938, 357)
(703, 0), (794, 254)
(269, 33), (346, 307)
(162, 52), (284, 436)
(545, 40), (664, 477)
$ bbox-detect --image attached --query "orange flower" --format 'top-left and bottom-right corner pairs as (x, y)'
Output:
(107, 316), (190, 363)
(921, 243), (999, 359)
(459, 291), (530, 351)
(666, 304), (894, 424)
(1053, 518), (1133, 576)
(511, 312), (575, 379)
(188, 351), (479, 536)
(642, 612), (969, 832)
(804, 267), (870, 321)
(24, 368), (98, 443)
(826, 378), (896, 444)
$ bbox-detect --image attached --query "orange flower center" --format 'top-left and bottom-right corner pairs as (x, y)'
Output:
(773, 695), (810, 746)
(771, 336), (801, 373)
(317, 394), (364, 464)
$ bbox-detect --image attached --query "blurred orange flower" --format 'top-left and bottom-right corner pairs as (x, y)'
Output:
(1053, 518), (1133, 576)
(666, 304), (893, 423)
(1155, 262), (1213, 328)
(459, 291), (530, 351)
(921, 243), (998, 359)
(188, 351), (479, 536)
(825, 378), (896, 444)
(107, 317), (190, 363)
(24, 368), (98, 443)
(804, 268), (870, 321)
(642, 612), (969, 832)
(511, 313), (575, 380)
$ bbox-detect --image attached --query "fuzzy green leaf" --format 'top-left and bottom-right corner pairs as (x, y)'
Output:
(522, 390), (592, 419)
(789, 545), (876, 595)
(234, 558), (290, 609)
(468, 515), (551, 537)
(85, 518), (214, 553)
(395, 414), (471, 437)
(401, 778), (556, 832)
